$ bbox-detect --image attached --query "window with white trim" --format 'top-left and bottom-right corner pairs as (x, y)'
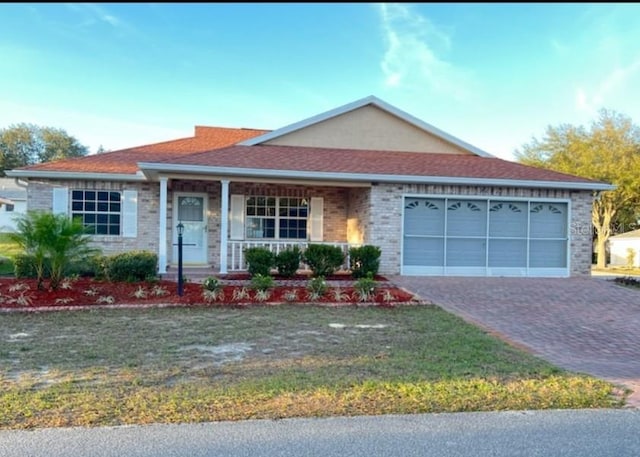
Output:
(245, 196), (308, 239)
(71, 190), (121, 235)
(5, 204), (14, 212)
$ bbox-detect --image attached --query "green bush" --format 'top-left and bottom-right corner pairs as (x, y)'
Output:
(307, 276), (328, 297)
(15, 253), (104, 280)
(274, 247), (302, 277)
(14, 254), (51, 279)
(302, 244), (345, 277)
(68, 254), (107, 278)
(0, 256), (13, 276)
(353, 273), (377, 301)
(244, 247), (274, 277)
(349, 245), (382, 279)
(104, 251), (158, 282)
(202, 276), (223, 292)
(250, 273), (275, 291)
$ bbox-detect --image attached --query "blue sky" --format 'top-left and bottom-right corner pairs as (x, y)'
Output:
(1, 3), (639, 160)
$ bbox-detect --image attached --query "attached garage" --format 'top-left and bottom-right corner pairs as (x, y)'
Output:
(402, 196), (569, 277)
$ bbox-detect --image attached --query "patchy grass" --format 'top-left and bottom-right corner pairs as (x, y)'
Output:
(0, 305), (624, 429)
(0, 233), (20, 276)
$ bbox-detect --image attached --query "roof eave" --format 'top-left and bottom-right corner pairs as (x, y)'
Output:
(5, 170), (147, 182)
(137, 162), (614, 191)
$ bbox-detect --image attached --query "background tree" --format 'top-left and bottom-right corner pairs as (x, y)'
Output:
(0, 123), (88, 176)
(515, 109), (640, 268)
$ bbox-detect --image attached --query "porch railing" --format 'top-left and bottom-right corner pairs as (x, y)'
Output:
(228, 241), (357, 272)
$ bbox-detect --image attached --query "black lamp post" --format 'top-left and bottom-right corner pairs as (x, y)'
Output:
(177, 222), (184, 296)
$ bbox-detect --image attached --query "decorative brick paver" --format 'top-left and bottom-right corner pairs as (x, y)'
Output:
(391, 276), (640, 408)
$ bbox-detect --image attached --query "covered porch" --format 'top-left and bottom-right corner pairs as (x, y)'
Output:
(154, 176), (371, 275)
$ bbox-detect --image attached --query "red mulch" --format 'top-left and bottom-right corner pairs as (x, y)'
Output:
(216, 273), (389, 282)
(0, 277), (417, 311)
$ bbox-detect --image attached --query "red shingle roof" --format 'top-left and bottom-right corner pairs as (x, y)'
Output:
(147, 144), (603, 184)
(17, 126), (269, 175)
(14, 127), (606, 186)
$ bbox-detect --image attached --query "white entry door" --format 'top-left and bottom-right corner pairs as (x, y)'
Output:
(173, 193), (208, 264)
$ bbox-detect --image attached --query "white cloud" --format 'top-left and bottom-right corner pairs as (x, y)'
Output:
(65, 3), (131, 32)
(575, 58), (640, 114)
(376, 3), (473, 101)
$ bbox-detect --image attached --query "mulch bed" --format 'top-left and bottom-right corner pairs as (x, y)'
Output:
(0, 276), (418, 311)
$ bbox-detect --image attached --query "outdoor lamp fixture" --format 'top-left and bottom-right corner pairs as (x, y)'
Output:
(177, 222), (184, 296)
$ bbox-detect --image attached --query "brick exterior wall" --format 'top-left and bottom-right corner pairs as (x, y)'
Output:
(569, 190), (595, 276)
(368, 183), (594, 277)
(26, 179), (160, 256)
(347, 187), (371, 244)
(26, 179), (594, 277)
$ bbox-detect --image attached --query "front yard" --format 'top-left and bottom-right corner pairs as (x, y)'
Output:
(0, 304), (623, 429)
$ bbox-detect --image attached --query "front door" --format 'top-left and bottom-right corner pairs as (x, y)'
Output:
(173, 193), (208, 264)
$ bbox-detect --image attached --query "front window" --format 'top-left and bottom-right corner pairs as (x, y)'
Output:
(5, 204), (14, 212)
(71, 190), (121, 235)
(245, 196), (308, 240)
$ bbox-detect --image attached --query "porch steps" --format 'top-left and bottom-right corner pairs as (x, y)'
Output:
(160, 268), (217, 284)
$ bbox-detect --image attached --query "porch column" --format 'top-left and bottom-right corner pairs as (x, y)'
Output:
(158, 177), (168, 274)
(219, 179), (230, 274)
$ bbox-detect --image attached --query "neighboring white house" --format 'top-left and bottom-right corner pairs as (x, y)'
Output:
(608, 229), (640, 267)
(0, 178), (27, 232)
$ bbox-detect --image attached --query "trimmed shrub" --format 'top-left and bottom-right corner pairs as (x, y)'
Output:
(15, 253), (104, 280)
(68, 254), (107, 279)
(274, 247), (302, 278)
(349, 245), (382, 279)
(302, 244), (345, 277)
(14, 254), (51, 279)
(250, 273), (275, 291)
(104, 251), (158, 282)
(244, 247), (274, 277)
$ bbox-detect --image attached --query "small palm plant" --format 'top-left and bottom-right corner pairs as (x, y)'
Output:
(307, 276), (328, 301)
(353, 274), (377, 302)
(9, 211), (99, 290)
(202, 276), (224, 302)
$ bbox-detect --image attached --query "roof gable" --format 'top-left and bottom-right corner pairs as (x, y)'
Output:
(239, 95), (493, 157)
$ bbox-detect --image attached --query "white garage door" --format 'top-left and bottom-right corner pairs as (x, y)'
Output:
(402, 197), (569, 277)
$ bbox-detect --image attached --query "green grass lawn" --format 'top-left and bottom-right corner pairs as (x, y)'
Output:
(0, 233), (20, 276)
(0, 304), (623, 429)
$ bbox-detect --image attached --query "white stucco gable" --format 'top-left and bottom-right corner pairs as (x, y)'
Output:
(239, 95), (494, 157)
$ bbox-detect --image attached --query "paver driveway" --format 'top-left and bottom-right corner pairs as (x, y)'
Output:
(391, 276), (640, 407)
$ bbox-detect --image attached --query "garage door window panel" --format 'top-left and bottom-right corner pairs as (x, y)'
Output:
(488, 201), (528, 267)
(403, 237), (444, 266)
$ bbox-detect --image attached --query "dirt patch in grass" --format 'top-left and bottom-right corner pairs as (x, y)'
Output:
(0, 305), (625, 429)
